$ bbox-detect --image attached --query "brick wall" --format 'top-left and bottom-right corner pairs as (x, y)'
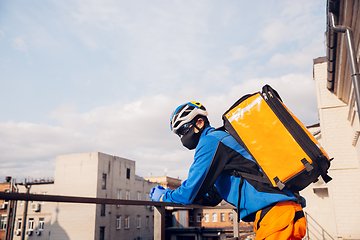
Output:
(0, 182), (11, 240)
(313, 60), (360, 239)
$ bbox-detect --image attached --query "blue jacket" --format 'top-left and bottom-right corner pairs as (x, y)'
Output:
(162, 126), (298, 221)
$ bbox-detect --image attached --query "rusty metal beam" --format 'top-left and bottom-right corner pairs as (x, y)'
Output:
(0, 191), (183, 207)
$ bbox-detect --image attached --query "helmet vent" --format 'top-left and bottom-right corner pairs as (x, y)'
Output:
(173, 122), (180, 129)
(175, 105), (187, 116)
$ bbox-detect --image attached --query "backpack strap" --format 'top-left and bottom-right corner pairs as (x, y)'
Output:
(213, 126), (226, 132)
(231, 170), (272, 185)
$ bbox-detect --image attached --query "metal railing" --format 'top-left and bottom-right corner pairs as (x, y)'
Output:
(0, 191), (244, 240)
(305, 212), (334, 240)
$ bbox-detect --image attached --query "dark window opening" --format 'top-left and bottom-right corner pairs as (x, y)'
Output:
(99, 226), (105, 240)
(102, 174), (107, 189)
(126, 168), (130, 179)
(101, 204), (106, 216)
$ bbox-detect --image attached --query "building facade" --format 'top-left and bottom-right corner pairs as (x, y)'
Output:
(298, 1), (360, 239)
(143, 176), (181, 190)
(307, 47), (360, 240)
(0, 178), (14, 240)
(12, 152), (159, 240)
(165, 202), (253, 240)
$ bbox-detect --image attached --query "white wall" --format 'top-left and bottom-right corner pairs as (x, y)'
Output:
(308, 60), (360, 239)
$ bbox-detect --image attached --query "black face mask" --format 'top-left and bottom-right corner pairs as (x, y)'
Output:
(181, 125), (202, 150)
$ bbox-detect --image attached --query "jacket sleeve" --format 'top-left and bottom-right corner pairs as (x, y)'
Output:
(161, 135), (221, 205)
(192, 185), (223, 206)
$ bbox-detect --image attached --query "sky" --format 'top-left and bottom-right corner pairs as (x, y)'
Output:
(0, 0), (327, 183)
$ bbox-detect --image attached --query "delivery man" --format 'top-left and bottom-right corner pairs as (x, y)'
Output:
(150, 101), (306, 239)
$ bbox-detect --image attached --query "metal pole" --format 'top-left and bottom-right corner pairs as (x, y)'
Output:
(7, 179), (17, 240)
(305, 212), (309, 240)
(154, 205), (165, 240)
(232, 209), (239, 238)
(9, 183), (17, 240)
(21, 181), (30, 240)
(345, 29), (360, 121)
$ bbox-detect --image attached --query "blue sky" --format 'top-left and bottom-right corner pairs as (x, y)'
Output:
(0, 0), (327, 182)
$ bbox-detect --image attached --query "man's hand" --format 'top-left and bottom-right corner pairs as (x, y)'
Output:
(149, 185), (168, 201)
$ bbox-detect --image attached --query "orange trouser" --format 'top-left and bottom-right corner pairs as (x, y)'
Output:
(254, 201), (306, 240)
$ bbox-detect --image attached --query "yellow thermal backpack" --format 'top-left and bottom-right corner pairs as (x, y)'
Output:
(222, 85), (332, 192)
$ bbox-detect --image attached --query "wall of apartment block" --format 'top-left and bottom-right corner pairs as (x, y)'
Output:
(311, 60), (360, 239)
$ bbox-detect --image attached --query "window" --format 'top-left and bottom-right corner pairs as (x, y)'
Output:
(28, 218), (34, 230)
(17, 218), (22, 230)
(102, 174), (107, 189)
(189, 215), (194, 223)
(116, 216), (121, 230)
(126, 190), (130, 200)
(221, 213), (225, 222)
(126, 168), (130, 179)
(229, 212), (233, 222)
(99, 226), (105, 240)
(117, 190), (122, 207)
(137, 191), (141, 200)
(0, 215), (7, 230)
(146, 216), (150, 227)
(117, 190), (122, 199)
(101, 204), (106, 216)
(39, 218), (45, 230)
(196, 213), (201, 222)
(137, 215), (141, 228)
(212, 213), (217, 222)
(204, 213), (209, 223)
(124, 216), (130, 229)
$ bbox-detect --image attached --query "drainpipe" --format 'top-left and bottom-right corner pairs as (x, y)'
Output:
(328, 12), (360, 122)
(9, 180), (18, 240)
(21, 180), (30, 240)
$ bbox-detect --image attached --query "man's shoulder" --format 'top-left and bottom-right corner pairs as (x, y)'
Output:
(207, 128), (230, 138)
(205, 127), (244, 150)
(201, 127), (233, 145)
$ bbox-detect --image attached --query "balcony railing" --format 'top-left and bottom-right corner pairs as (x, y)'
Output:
(304, 212), (334, 240)
(0, 191), (249, 240)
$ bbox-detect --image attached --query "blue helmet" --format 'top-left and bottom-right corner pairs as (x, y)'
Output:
(170, 101), (208, 134)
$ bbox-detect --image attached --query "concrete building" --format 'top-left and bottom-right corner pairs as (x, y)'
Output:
(13, 152), (158, 240)
(143, 176), (181, 190)
(165, 202), (254, 240)
(308, 55), (360, 239)
(298, 1), (360, 239)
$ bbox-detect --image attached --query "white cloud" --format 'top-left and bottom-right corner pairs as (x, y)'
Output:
(260, 20), (288, 50)
(0, 73), (318, 182)
(11, 36), (27, 51)
(268, 44), (325, 69)
(0, 0), (325, 183)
